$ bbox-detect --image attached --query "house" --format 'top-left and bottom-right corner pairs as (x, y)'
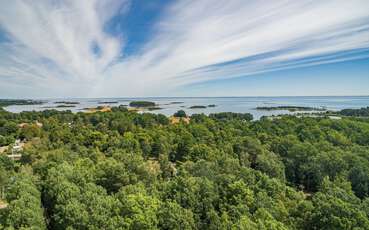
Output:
(11, 139), (24, 154)
(0, 146), (8, 154)
(169, 116), (191, 124)
(18, 121), (43, 128)
(7, 154), (22, 160)
(18, 123), (28, 128)
(0, 139), (25, 156)
(4, 139), (24, 160)
(35, 121), (43, 127)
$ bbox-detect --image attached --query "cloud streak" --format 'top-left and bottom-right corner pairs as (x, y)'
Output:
(0, 0), (127, 97)
(0, 0), (369, 97)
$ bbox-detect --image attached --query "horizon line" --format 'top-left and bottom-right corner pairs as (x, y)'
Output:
(1, 95), (369, 100)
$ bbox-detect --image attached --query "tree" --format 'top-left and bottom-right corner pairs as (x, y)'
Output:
(307, 178), (369, 230)
(116, 184), (160, 229)
(255, 151), (286, 181)
(95, 158), (130, 194)
(2, 172), (46, 229)
(157, 201), (195, 230)
(174, 110), (187, 118)
(19, 124), (41, 140)
(348, 160), (369, 199)
(0, 167), (8, 199)
(1, 106), (369, 228)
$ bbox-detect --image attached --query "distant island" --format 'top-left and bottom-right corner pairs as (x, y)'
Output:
(55, 105), (76, 108)
(208, 104), (216, 107)
(256, 106), (326, 112)
(128, 101), (163, 111)
(54, 101), (80, 105)
(147, 107), (163, 111)
(189, 105), (207, 109)
(83, 106), (111, 113)
(169, 101), (184, 104)
(43, 105), (76, 109)
(336, 107), (369, 117)
(98, 101), (119, 104)
(0, 99), (43, 107)
(129, 101), (156, 107)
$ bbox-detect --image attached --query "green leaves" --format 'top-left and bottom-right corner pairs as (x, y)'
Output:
(1, 172), (46, 229)
(1, 107), (369, 229)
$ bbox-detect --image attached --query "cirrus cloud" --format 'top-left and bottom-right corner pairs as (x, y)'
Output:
(0, 0), (369, 97)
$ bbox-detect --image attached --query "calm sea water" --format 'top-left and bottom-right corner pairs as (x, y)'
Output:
(4, 96), (369, 120)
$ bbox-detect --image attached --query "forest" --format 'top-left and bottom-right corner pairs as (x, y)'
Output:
(0, 99), (43, 107)
(0, 105), (369, 229)
(338, 107), (369, 117)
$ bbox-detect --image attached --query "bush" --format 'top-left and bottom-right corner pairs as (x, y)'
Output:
(174, 110), (187, 118)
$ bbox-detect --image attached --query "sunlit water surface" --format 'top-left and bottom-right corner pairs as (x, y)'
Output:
(4, 96), (369, 120)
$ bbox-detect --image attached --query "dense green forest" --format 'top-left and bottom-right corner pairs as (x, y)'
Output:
(338, 107), (369, 117)
(0, 106), (369, 229)
(0, 99), (43, 107)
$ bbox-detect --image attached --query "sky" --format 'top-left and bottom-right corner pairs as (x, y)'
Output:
(0, 0), (368, 98)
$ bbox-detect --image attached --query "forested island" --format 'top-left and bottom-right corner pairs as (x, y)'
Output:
(98, 101), (119, 104)
(129, 101), (156, 107)
(190, 105), (207, 109)
(0, 99), (43, 107)
(147, 107), (163, 111)
(256, 106), (326, 112)
(43, 105), (77, 109)
(337, 107), (369, 117)
(83, 106), (112, 113)
(54, 101), (80, 105)
(55, 105), (76, 108)
(0, 106), (369, 229)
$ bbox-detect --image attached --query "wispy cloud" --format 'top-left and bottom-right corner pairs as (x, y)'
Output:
(0, 0), (127, 97)
(0, 0), (369, 97)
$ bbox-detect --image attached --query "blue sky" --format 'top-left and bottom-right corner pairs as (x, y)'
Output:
(179, 58), (369, 96)
(0, 0), (368, 98)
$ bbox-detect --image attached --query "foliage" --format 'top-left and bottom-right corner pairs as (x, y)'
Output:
(0, 99), (43, 108)
(0, 170), (46, 229)
(338, 106), (369, 117)
(0, 107), (368, 229)
(129, 101), (156, 107)
(173, 110), (187, 118)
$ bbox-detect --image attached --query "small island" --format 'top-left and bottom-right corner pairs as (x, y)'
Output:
(189, 105), (207, 109)
(43, 104), (77, 109)
(129, 101), (156, 107)
(55, 105), (76, 108)
(147, 107), (163, 111)
(208, 104), (216, 107)
(54, 101), (80, 105)
(256, 106), (326, 112)
(98, 101), (119, 104)
(336, 107), (369, 117)
(84, 106), (111, 113)
(170, 101), (184, 104)
(0, 99), (44, 107)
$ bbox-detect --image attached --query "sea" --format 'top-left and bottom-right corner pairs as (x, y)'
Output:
(4, 96), (369, 120)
